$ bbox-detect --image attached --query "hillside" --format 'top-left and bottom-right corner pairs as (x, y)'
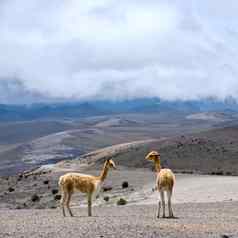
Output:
(0, 112), (226, 176)
(88, 126), (238, 175)
(1, 125), (238, 211)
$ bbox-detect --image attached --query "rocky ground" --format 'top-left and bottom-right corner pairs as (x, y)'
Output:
(1, 121), (238, 237)
(1, 165), (238, 237)
(0, 202), (237, 238)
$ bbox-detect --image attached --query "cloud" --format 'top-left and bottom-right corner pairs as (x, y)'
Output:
(1, 0), (238, 103)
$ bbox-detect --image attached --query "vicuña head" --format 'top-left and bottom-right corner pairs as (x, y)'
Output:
(146, 151), (161, 172)
(145, 150), (175, 219)
(59, 158), (116, 217)
(105, 158), (117, 170)
(146, 150), (160, 161)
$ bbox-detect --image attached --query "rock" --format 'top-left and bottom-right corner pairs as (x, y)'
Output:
(221, 235), (230, 238)
(51, 189), (58, 195)
(17, 174), (23, 181)
(8, 187), (15, 192)
(31, 194), (40, 202)
(54, 194), (61, 201)
(43, 180), (49, 185)
(104, 196), (110, 202)
(122, 181), (129, 189)
(102, 186), (112, 192)
(117, 198), (127, 206)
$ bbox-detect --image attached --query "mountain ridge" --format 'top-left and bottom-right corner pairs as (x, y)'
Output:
(0, 98), (238, 121)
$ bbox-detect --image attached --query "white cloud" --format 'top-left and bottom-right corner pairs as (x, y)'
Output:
(1, 0), (238, 103)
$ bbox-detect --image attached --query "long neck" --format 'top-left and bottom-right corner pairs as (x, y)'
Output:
(154, 158), (161, 172)
(99, 163), (109, 182)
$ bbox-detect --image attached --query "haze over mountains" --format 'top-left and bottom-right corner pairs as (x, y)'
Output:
(0, 98), (238, 121)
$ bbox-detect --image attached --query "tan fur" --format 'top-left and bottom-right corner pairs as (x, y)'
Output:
(58, 159), (116, 217)
(157, 169), (175, 191)
(146, 151), (175, 218)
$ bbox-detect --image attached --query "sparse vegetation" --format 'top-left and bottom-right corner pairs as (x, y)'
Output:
(102, 185), (112, 192)
(31, 194), (40, 202)
(8, 187), (15, 192)
(54, 194), (61, 201)
(43, 180), (49, 185)
(104, 196), (110, 202)
(122, 181), (129, 189)
(51, 189), (58, 195)
(117, 198), (127, 206)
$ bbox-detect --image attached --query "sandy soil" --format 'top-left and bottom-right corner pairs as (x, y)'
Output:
(1, 171), (238, 237)
(135, 174), (238, 205)
(0, 202), (237, 238)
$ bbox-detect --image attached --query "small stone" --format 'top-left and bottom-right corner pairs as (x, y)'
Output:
(104, 196), (110, 202)
(51, 189), (58, 195)
(8, 187), (15, 192)
(122, 181), (129, 189)
(221, 235), (230, 238)
(54, 194), (61, 201)
(31, 194), (40, 202)
(102, 186), (112, 192)
(43, 180), (49, 185)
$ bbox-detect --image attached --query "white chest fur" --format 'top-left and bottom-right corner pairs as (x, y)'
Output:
(93, 181), (102, 200)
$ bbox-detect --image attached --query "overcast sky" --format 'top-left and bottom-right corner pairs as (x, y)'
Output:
(1, 0), (238, 103)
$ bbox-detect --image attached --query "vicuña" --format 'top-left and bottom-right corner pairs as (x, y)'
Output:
(58, 159), (116, 217)
(146, 151), (175, 218)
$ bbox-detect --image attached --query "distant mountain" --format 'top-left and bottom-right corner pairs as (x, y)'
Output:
(0, 98), (238, 121)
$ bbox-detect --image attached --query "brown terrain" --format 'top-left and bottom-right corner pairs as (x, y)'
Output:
(0, 113), (238, 237)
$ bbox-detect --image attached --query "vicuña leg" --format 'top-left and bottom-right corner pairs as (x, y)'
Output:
(66, 191), (74, 217)
(160, 191), (166, 218)
(167, 190), (174, 218)
(60, 191), (66, 217)
(157, 200), (161, 218)
(88, 193), (92, 217)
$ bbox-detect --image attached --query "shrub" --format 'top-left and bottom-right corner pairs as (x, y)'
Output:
(104, 196), (110, 202)
(8, 187), (15, 192)
(122, 181), (129, 189)
(51, 189), (58, 195)
(117, 198), (127, 206)
(54, 194), (62, 201)
(43, 180), (49, 185)
(102, 186), (112, 192)
(31, 194), (40, 202)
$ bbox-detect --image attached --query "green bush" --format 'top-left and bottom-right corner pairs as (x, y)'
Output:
(117, 198), (127, 206)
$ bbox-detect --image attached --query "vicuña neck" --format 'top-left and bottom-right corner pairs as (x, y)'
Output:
(99, 162), (109, 182)
(154, 159), (161, 172)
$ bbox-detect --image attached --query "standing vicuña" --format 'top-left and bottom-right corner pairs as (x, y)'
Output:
(146, 151), (175, 218)
(58, 159), (116, 217)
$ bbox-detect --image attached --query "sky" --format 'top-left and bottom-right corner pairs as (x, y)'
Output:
(1, 0), (238, 104)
